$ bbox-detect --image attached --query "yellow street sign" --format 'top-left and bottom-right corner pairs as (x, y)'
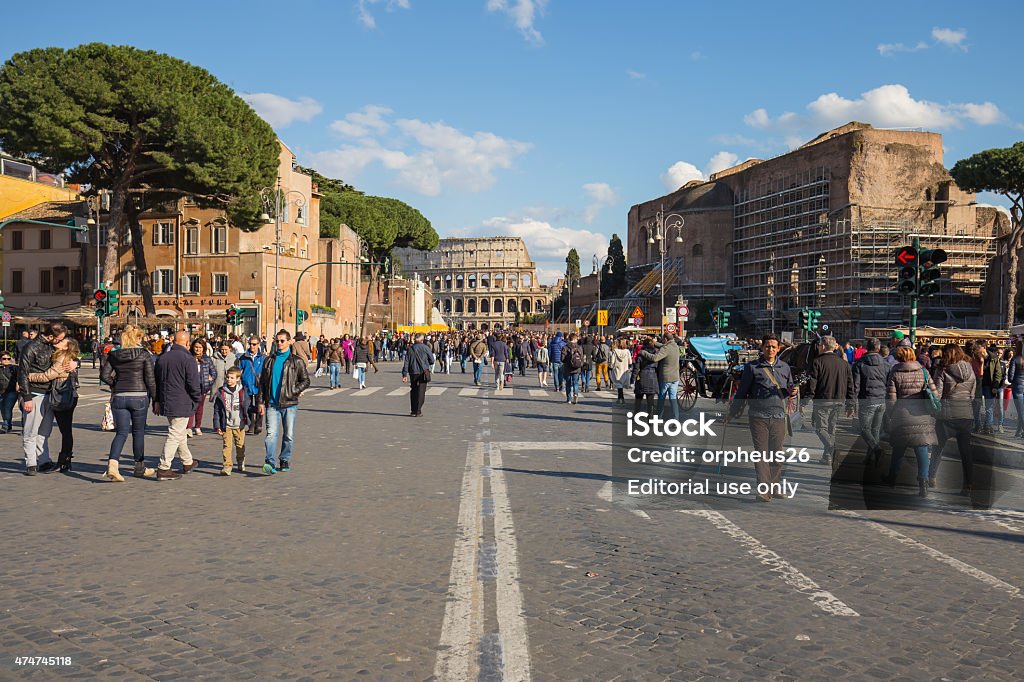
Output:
(597, 310), (608, 326)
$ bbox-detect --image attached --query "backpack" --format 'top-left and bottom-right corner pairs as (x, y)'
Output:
(49, 373), (79, 412)
(564, 346), (584, 371)
(594, 347), (607, 364)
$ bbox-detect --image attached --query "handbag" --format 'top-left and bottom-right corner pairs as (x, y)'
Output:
(352, 368), (360, 379)
(101, 401), (115, 431)
(920, 368), (942, 416)
(421, 368), (432, 383)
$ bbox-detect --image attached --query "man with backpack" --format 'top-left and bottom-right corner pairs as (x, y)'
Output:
(562, 333), (585, 404)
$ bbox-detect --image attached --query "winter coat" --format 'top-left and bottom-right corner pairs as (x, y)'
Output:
(633, 351), (660, 396)
(562, 342), (585, 376)
(470, 339), (488, 360)
(641, 339), (681, 383)
(237, 351), (265, 396)
(354, 343), (371, 365)
(342, 339), (355, 360)
(402, 342), (436, 378)
(209, 350), (237, 401)
(981, 354), (1003, 390)
(258, 351), (310, 408)
(326, 343), (344, 364)
(1007, 356), (1024, 399)
(807, 350), (855, 405)
(17, 336), (55, 400)
(731, 357), (794, 420)
(212, 384), (251, 431)
(292, 338), (312, 362)
(609, 348), (633, 388)
(195, 355), (217, 395)
(549, 333), (566, 363)
(852, 352), (888, 400)
(155, 344), (202, 418)
(101, 347), (157, 399)
(491, 341), (511, 364)
(886, 361), (939, 447)
(939, 360), (976, 421)
(581, 341), (596, 368)
(0, 364), (17, 396)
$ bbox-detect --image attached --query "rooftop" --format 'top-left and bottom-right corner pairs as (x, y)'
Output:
(2, 200), (86, 223)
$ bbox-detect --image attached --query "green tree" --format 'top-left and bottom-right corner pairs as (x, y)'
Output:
(0, 44), (279, 314)
(566, 248), (581, 283)
(951, 142), (1024, 326)
(601, 233), (627, 297)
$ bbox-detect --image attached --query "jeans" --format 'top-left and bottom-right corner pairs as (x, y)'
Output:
(328, 362), (341, 388)
(982, 392), (996, 428)
(22, 392), (53, 468)
(656, 380), (679, 420)
(812, 402), (843, 456)
(581, 367), (592, 390)
(551, 362), (563, 390)
(494, 362), (506, 389)
(53, 407), (75, 460)
(934, 418), (974, 485)
(264, 405), (297, 467)
(565, 373), (579, 402)
(1015, 396), (1024, 432)
(461, 356), (468, 373)
(889, 444), (930, 481)
(859, 400), (886, 451)
(357, 366), (366, 386)
(109, 394), (149, 462)
(1, 391), (16, 429)
(473, 361), (483, 384)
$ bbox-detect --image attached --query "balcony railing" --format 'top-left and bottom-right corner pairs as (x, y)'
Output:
(0, 157), (66, 187)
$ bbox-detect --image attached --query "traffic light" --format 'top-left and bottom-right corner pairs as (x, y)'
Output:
(226, 307), (237, 326)
(297, 310), (308, 326)
(895, 245), (918, 295)
(719, 309), (730, 329)
(0, 290), (5, 312)
(93, 288), (108, 317)
(918, 248), (947, 297)
(799, 308), (809, 330)
(106, 288), (119, 316)
(807, 309), (822, 331)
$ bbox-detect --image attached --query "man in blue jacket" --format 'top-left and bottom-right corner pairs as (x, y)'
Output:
(549, 331), (566, 392)
(237, 336), (266, 435)
(154, 330), (202, 481)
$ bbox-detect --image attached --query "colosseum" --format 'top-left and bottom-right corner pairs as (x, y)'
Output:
(395, 237), (554, 330)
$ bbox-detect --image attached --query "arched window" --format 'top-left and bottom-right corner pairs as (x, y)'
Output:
(507, 299), (517, 313)
(522, 273), (532, 288)
(481, 272), (490, 288)
(494, 273), (504, 289)
(468, 273), (476, 289)
(468, 299), (477, 314)
(508, 275), (518, 289)
(692, 243), (703, 257)
(455, 299), (464, 313)
(455, 274), (464, 289)
(289, 233), (298, 254)
(433, 276), (441, 290)
(444, 274), (452, 290)
(300, 235), (309, 258)
(535, 299), (544, 312)
(444, 299), (452, 313)
(494, 299), (503, 314)
(481, 299), (490, 314)
(521, 299), (531, 313)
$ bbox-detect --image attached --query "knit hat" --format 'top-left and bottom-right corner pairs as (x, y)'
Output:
(890, 330), (905, 340)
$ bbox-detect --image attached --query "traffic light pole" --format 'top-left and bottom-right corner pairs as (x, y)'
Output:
(910, 236), (920, 345)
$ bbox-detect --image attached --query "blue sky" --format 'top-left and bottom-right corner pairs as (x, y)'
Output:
(3, 0), (1021, 283)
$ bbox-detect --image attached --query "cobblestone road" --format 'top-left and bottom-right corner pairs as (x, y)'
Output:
(2, 364), (1023, 680)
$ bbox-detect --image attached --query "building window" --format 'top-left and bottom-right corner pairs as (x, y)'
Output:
(289, 233), (298, 255)
(494, 273), (504, 289)
(181, 274), (200, 294)
(53, 267), (68, 294)
(481, 273), (490, 288)
(153, 268), (175, 295)
(40, 269), (52, 293)
(444, 299), (452, 313)
(433, 277), (441, 290)
(296, 203), (306, 225)
(212, 225), (228, 254)
(97, 224), (108, 246)
(508, 275), (518, 289)
(468, 273), (476, 289)
(507, 299), (517, 313)
(480, 299), (490, 314)
(444, 275), (452, 290)
(40, 230), (52, 250)
(467, 299), (476, 314)
(153, 222), (175, 245)
(11, 270), (23, 293)
(455, 299), (464, 313)
(10, 230), (23, 250)
(212, 273), (228, 294)
(185, 228), (200, 255)
(455, 274), (464, 289)
(123, 267), (139, 295)
(521, 299), (531, 313)
(493, 299), (503, 314)
(70, 268), (82, 294)
(299, 236), (308, 259)
(522, 273), (532, 288)
(692, 243), (703, 257)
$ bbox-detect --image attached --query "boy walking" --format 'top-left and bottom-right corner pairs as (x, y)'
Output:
(213, 367), (249, 475)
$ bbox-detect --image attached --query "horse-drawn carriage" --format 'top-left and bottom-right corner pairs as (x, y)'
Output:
(677, 336), (761, 412)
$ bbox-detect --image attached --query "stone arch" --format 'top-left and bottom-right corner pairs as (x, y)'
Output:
(455, 274), (464, 289)
(521, 299), (531, 313)
(455, 299), (464, 313)
(481, 299), (490, 314)
(507, 299), (517, 314)
(433, 276), (441, 290)
(468, 298), (477, 314)
(494, 272), (504, 289)
(535, 298), (544, 313)
(444, 299), (452, 313)
(468, 273), (476, 289)
(444, 274), (452, 290)
(493, 299), (503, 314)
(481, 272), (490, 288)
(508, 274), (518, 289)
(692, 243), (703, 257)
(522, 273), (532, 288)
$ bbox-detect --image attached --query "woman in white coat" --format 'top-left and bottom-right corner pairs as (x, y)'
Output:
(608, 338), (634, 405)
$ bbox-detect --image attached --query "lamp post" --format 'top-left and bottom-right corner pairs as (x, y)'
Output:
(260, 178), (306, 337)
(643, 206), (685, 330)
(339, 236), (369, 336)
(592, 253), (613, 335)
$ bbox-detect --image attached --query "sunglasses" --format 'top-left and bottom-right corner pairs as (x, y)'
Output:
(276, 339), (289, 344)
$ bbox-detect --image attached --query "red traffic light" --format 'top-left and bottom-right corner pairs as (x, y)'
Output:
(93, 290), (107, 303)
(894, 247), (917, 266)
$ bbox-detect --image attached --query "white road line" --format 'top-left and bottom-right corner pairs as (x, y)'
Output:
(434, 442), (485, 682)
(349, 387), (381, 396)
(834, 509), (1021, 599)
(528, 389), (548, 398)
(387, 388), (408, 396)
(427, 387), (448, 396)
(944, 509), (1024, 535)
(458, 388), (479, 397)
(489, 444), (533, 681)
(498, 442), (611, 451)
(597, 481), (650, 519)
(680, 510), (860, 617)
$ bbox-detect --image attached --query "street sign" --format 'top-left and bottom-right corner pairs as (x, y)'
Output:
(0, 311), (10, 323)
(575, 319), (582, 328)
(596, 309), (608, 327)
(2, 322), (9, 328)
(665, 307), (677, 323)
(664, 322), (676, 334)
(583, 320), (590, 327)
(631, 306), (645, 319)
(677, 305), (689, 318)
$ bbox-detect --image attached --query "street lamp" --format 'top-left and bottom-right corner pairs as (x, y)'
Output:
(642, 205), (685, 330)
(339, 235), (369, 336)
(260, 178), (306, 337)
(592, 253), (613, 335)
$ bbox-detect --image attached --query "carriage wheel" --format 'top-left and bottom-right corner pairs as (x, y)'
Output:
(677, 366), (699, 412)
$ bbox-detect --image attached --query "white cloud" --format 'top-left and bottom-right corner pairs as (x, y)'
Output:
(932, 26), (967, 50)
(877, 41), (929, 56)
(690, 51), (707, 61)
(706, 151), (739, 175)
(356, 0), (411, 28)
(487, 0), (548, 45)
(745, 84), (1005, 133)
(626, 69), (646, 80)
(240, 93), (323, 129)
(311, 107), (531, 196)
(582, 182), (618, 224)
(661, 161), (704, 191)
(475, 215), (610, 284)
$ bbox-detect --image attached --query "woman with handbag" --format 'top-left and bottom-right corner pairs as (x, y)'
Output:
(353, 337), (371, 389)
(27, 337), (80, 473)
(933, 344), (977, 495)
(884, 345), (940, 498)
(100, 325), (157, 481)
